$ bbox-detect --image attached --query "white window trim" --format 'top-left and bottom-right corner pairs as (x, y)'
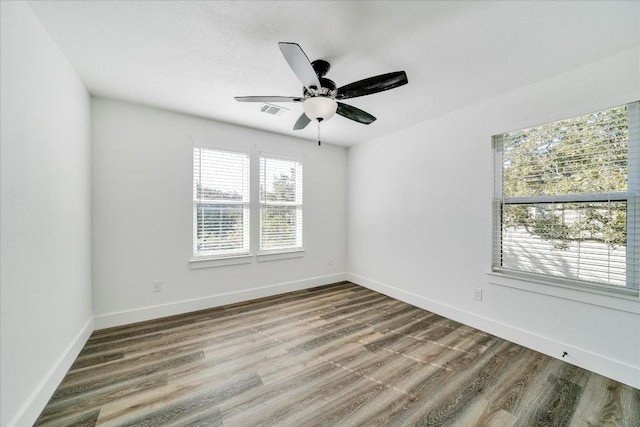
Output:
(257, 248), (305, 262)
(487, 272), (640, 313)
(189, 253), (253, 269)
(626, 102), (639, 289)
(193, 146), (251, 259)
(491, 101), (640, 297)
(190, 145), (306, 269)
(258, 152), (304, 253)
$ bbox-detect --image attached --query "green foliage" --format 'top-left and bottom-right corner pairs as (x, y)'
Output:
(501, 106), (628, 249)
(264, 169), (296, 202)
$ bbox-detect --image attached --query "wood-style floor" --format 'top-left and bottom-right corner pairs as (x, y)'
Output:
(36, 282), (639, 426)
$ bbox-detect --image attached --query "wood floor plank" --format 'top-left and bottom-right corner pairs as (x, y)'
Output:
(35, 282), (639, 426)
(482, 347), (551, 417)
(452, 396), (518, 427)
(53, 350), (204, 399)
(35, 374), (167, 425)
(113, 373), (262, 427)
(570, 374), (626, 426)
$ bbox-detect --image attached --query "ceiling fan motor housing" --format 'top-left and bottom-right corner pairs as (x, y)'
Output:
(311, 59), (330, 77)
(304, 77), (337, 99)
(303, 60), (336, 98)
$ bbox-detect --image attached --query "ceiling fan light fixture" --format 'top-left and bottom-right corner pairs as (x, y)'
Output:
(303, 97), (337, 122)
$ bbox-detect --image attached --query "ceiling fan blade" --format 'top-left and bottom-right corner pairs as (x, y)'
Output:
(336, 102), (376, 125)
(235, 96), (303, 103)
(278, 42), (321, 90)
(336, 71), (408, 100)
(293, 113), (311, 130)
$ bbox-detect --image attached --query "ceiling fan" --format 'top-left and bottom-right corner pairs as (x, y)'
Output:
(235, 42), (408, 144)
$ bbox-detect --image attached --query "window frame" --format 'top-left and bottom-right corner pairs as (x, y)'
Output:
(258, 153), (304, 254)
(492, 101), (639, 296)
(190, 146), (306, 269)
(192, 146), (251, 261)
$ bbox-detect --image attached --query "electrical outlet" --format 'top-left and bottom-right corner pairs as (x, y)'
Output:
(328, 258), (334, 267)
(152, 280), (162, 292)
(473, 288), (482, 301)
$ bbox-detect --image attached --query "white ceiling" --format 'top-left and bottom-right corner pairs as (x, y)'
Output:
(27, 1), (639, 147)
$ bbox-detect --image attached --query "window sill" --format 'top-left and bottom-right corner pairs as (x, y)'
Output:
(257, 248), (304, 262)
(487, 270), (639, 314)
(190, 254), (253, 269)
(189, 249), (305, 268)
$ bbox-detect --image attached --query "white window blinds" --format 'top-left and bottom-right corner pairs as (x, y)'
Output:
(193, 147), (250, 257)
(260, 155), (303, 251)
(493, 102), (639, 292)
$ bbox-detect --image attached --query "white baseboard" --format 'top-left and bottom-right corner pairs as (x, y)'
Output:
(346, 273), (640, 389)
(7, 317), (94, 427)
(94, 273), (348, 330)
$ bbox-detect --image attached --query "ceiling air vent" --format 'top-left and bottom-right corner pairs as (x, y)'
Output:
(260, 103), (289, 116)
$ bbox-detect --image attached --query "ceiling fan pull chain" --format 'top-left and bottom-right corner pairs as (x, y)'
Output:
(317, 119), (322, 146)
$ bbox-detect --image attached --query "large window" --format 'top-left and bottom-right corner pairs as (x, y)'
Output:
(193, 147), (250, 257)
(260, 155), (303, 251)
(493, 102), (639, 293)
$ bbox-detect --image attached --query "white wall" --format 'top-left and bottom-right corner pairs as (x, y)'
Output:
(347, 48), (640, 388)
(0, 2), (93, 426)
(91, 98), (347, 327)
(1, 4), (635, 424)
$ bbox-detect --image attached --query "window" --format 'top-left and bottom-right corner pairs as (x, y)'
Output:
(260, 155), (303, 251)
(493, 102), (639, 293)
(191, 147), (304, 265)
(193, 147), (250, 258)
